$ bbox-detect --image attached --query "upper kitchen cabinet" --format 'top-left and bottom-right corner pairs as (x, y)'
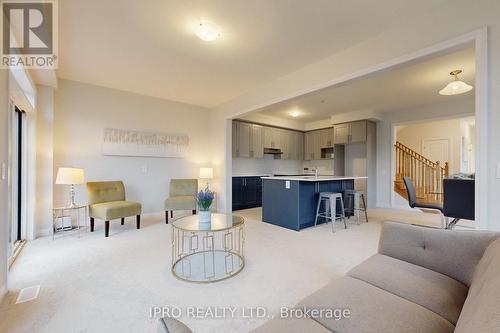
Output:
(333, 120), (368, 144)
(263, 126), (280, 149)
(236, 121), (252, 158)
(304, 130), (320, 161)
(232, 120), (303, 160)
(304, 127), (333, 161)
(233, 121), (264, 158)
(319, 127), (334, 148)
(333, 123), (350, 144)
(250, 124), (264, 158)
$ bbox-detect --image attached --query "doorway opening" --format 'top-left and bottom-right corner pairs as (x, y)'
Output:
(393, 116), (475, 209)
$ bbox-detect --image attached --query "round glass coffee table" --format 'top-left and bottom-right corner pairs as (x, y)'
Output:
(171, 213), (245, 283)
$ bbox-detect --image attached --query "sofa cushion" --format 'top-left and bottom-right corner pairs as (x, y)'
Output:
(348, 254), (467, 325)
(296, 276), (455, 333)
(455, 238), (500, 333)
(164, 196), (197, 211)
(157, 317), (192, 333)
(251, 317), (331, 333)
(378, 222), (498, 286)
(89, 200), (142, 220)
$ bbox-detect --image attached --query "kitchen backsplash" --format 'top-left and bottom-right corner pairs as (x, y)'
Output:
(233, 155), (334, 176)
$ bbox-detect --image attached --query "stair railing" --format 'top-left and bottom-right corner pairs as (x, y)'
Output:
(395, 141), (449, 200)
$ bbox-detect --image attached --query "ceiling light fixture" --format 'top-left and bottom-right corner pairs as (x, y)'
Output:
(195, 21), (221, 42)
(439, 70), (473, 96)
(290, 111), (301, 118)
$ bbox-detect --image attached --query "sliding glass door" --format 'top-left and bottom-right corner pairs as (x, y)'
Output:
(9, 106), (26, 258)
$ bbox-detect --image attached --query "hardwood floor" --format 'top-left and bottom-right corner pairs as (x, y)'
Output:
(394, 184), (443, 206)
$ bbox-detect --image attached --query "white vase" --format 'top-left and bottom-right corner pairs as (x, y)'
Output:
(199, 210), (211, 223)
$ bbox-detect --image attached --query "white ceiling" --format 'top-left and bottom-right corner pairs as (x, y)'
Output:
(253, 46), (475, 122)
(57, 0), (452, 108)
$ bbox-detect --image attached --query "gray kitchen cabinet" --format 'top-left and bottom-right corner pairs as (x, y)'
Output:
(319, 127), (334, 148)
(288, 131), (299, 160)
(233, 121), (264, 158)
(233, 120), (305, 160)
(250, 124), (264, 158)
(235, 121), (252, 158)
(333, 120), (367, 144)
(283, 130), (293, 160)
(304, 132), (312, 161)
(333, 123), (350, 144)
(305, 130), (321, 160)
(297, 132), (304, 160)
(232, 121), (239, 157)
(349, 121), (367, 143)
(263, 126), (280, 149)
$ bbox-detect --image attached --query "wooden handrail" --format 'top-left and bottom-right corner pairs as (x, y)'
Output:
(394, 141), (449, 200)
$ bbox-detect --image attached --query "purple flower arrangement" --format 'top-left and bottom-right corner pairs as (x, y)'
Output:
(197, 188), (215, 211)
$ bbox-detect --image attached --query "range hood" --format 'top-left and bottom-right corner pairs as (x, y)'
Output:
(263, 147), (283, 155)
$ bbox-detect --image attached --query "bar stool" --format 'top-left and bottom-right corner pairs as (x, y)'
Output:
(344, 189), (368, 225)
(314, 192), (347, 232)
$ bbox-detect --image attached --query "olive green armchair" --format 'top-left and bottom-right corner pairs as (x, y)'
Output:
(164, 179), (198, 224)
(87, 181), (142, 237)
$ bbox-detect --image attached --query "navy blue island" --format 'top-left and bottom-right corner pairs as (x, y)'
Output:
(261, 176), (367, 231)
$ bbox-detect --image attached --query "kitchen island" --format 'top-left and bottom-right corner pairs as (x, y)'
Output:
(261, 176), (368, 231)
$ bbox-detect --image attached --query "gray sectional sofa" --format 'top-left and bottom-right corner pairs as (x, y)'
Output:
(160, 222), (500, 333)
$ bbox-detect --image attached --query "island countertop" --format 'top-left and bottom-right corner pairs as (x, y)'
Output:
(261, 176), (367, 182)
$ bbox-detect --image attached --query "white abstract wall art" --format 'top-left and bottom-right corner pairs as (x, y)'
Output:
(102, 128), (189, 158)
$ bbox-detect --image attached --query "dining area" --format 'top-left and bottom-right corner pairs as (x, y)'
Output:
(402, 174), (475, 229)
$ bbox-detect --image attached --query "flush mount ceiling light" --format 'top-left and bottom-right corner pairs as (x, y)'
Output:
(439, 70), (473, 96)
(195, 21), (221, 42)
(289, 110), (301, 118)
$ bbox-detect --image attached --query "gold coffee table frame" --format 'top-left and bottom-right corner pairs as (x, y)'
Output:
(171, 213), (245, 283)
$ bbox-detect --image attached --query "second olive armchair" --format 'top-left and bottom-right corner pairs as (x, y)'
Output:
(164, 179), (198, 223)
(87, 181), (142, 237)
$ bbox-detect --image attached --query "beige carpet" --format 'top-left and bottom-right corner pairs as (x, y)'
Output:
(0, 208), (451, 333)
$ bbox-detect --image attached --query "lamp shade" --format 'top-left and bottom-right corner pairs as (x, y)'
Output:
(439, 80), (473, 96)
(439, 69), (473, 96)
(199, 167), (213, 179)
(56, 168), (85, 185)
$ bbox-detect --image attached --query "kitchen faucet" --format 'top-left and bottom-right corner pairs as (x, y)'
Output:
(311, 167), (318, 178)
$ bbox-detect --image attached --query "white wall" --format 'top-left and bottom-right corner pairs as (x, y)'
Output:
(35, 86), (54, 237)
(211, 0), (500, 230)
(396, 118), (463, 175)
(53, 80), (212, 218)
(0, 69), (9, 299)
(460, 118), (476, 173)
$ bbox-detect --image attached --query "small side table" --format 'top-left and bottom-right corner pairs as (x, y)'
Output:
(52, 205), (88, 239)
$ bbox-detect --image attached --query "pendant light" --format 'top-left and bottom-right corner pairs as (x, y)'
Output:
(439, 70), (473, 96)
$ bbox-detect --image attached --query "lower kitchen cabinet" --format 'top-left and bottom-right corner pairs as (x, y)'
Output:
(232, 176), (263, 210)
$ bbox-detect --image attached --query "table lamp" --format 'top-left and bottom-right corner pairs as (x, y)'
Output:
(199, 167), (213, 190)
(56, 167), (85, 208)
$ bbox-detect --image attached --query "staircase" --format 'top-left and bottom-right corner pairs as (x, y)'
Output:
(394, 141), (449, 204)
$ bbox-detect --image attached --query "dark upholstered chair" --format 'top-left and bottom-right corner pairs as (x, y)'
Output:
(403, 176), (445, 227)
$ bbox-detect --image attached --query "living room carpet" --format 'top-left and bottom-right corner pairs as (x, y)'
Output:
(0, 208), (445, 333)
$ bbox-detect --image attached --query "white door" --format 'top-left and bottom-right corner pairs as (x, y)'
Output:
(422, 138), (450, 168)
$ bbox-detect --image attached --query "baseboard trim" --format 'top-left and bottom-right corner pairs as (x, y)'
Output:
(8, 239), (26, 269)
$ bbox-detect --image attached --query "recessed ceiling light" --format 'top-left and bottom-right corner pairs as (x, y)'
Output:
(439, 69), (473, 96)
(290, 111), (301, 118)
(195, 21), (221, 42)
